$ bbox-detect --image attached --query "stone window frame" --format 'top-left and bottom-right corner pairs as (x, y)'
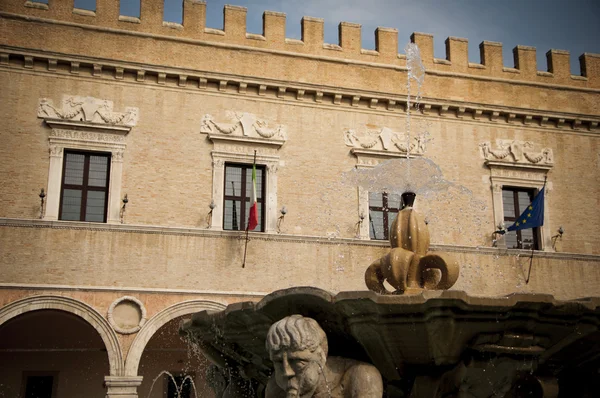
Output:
(487, 160), (552, 251)
(200, 112), (286, 234)
(222, 163), (267, 232)
(210, 147), (280, 233)
(353, 149), (408, 240)
(368, 191), (402, 240)
(501, 186), (541, 250)
(200, 111), (287, 234)
(59, 150), (112, 222)
(43, 120), (128, 224)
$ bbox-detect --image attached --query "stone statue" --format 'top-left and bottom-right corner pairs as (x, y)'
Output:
(265, 315), (383, 398)
(365, 192), (459, 294)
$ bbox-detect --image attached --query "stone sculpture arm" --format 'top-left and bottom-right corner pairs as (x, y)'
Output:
(341, 363), (383, 398)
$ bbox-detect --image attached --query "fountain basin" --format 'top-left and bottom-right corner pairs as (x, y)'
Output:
(181, 287), (600, 396)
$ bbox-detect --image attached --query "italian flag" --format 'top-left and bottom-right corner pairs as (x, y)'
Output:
(247, 160), (258, 231)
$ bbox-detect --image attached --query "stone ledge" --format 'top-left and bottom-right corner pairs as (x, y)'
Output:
(1, 218), (599, 262)
(0, 283), (269, 297)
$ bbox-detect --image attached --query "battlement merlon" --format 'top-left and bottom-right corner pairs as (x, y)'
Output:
(0, 0), (599, 88)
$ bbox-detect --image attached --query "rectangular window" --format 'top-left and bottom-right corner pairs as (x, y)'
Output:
(165, 373), (194, 398)
(223, 164), (265, 231)
(369, 192), (401, 240)
(21, 372), (58, 398)
(502, 187), (540, 250)
(59, 151), (111, 222)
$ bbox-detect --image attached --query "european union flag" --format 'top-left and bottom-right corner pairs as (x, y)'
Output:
(507, 187), (545, 231)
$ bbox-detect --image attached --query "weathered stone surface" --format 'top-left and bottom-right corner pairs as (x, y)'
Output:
(265, 315), (383, 397)
(182, 287), (600, 397)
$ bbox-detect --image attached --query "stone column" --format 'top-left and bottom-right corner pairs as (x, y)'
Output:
(107, 150), (124, 224)
(44, 145), (64, 221)
(265, 163), (278, 234)
(211, 158), (225, 230)
(104, 376), (143, 398)
(357, 186), (370, 239)
(490, 182), (507, 248)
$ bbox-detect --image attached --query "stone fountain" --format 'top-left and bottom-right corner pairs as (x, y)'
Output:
(181, 194), (600, 397)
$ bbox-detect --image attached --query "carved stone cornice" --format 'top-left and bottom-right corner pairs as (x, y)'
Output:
(207, 132), (285, 148)
(210, 150), (280, 166)
(2, 46), (598, 135)
(49, 128), (127, 143)
(45, 119), (131, 134)
(47, 129), (127, 156)
(485, 160), (553, 174)
(350, 148), (410, 169)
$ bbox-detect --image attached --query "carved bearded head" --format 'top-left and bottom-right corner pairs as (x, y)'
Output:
(266, 315), (328, 398)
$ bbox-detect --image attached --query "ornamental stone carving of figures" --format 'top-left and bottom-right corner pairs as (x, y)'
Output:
(479, 140), (553, 165)
(344, 126), (427, 155)
(265, 315), (383, 398)
(37, 96), (138, 126)
(201, 112), (287, 140)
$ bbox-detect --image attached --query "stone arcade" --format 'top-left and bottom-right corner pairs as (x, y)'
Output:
(1, 1), (599, 397)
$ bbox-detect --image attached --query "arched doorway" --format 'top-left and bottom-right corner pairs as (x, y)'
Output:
(0, 309), (110, 397)
(125, 300), (226, 398)
(136, 315), (215, 398)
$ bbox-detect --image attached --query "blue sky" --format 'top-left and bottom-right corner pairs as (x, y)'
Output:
(73, 0), (600, 74)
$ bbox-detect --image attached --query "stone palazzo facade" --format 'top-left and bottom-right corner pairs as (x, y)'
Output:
(0, 1), (599, 397)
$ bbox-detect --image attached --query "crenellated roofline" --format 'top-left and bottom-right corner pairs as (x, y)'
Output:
(0, 0), (599, 89)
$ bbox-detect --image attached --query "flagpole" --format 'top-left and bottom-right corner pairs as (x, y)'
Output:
(242, 225), (250, 268)
(242, 150), (257, 268)
(526, 246), (534, 284)
(369, 215), (377, 239)
(525, 176), (546, 284)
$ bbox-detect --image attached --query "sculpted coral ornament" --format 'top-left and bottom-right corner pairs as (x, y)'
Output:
(365, 192), (459, 294)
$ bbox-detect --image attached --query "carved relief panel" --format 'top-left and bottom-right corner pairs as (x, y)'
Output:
(344, 125), (427, 155)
